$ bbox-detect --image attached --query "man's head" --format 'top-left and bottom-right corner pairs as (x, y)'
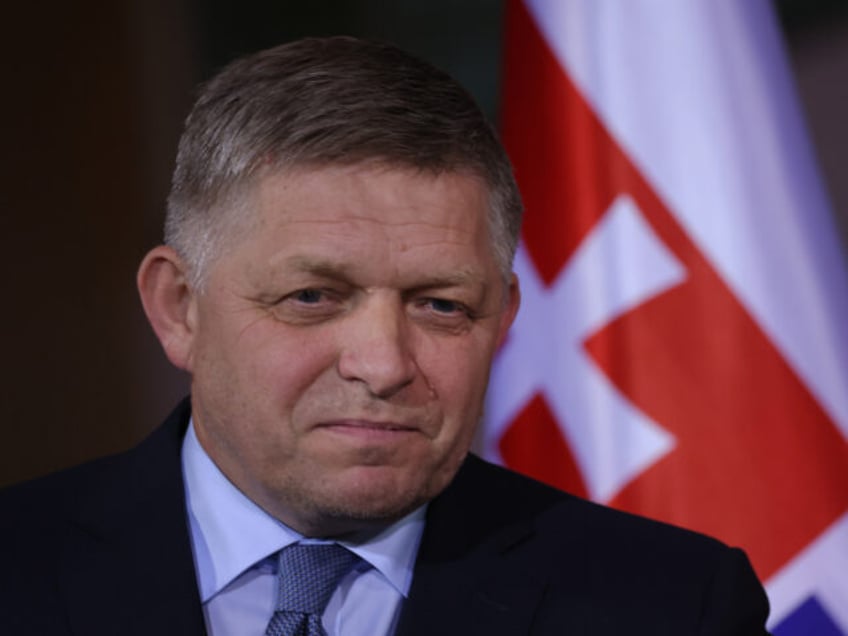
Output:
(165, 36), (522, 288)
(138, 37), (522, 537)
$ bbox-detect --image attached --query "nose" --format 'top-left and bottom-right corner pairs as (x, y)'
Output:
(336, 294), (417, 398)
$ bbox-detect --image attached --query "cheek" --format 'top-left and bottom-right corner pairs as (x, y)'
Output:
(194, 314), (339, 420)
(244, 325), (341, 404)
(420, 335), (495, 420)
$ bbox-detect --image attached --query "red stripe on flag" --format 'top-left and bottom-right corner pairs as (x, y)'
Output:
(499, 0), (848, 581)
(499, 393), (589, 499)
(501, 0), (618, 284)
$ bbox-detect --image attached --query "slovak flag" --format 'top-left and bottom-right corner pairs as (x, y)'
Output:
(482, 1), (848, 633)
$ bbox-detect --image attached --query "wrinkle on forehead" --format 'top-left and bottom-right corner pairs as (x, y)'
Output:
(283, 254), (487, 288)
(264, 215), (480, 245)
(256, 163), (487, 217)
(233, 164), (500, 289)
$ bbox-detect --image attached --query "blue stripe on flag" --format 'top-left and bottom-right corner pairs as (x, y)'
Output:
(773, 596), (844, 636)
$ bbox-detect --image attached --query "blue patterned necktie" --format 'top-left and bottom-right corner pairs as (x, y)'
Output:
(264, 543), (361, 636)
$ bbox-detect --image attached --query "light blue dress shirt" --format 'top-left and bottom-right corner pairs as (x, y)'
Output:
(182, 421), (426, 636)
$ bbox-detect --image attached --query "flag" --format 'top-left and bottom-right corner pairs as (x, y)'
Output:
(482, 1), (848, 632)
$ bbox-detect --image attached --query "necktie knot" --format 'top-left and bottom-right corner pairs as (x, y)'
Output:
(265, 543), (360, 636)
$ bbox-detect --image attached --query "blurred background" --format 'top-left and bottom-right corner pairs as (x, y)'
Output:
(1, 0), (846, 487)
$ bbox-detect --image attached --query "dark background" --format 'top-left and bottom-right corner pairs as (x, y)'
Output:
(2, 0), (846, 486)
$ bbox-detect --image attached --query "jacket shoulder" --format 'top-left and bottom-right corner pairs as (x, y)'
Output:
(423, 455), (770, 634)
(0, 399), (197, 635)
(0, 399), (190, 532)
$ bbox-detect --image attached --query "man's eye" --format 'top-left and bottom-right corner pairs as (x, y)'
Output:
(292, 288), (324, 304)
(411, 296), (475, 333)
(269, 287), (345, 325)
(427, 298), (462, 314)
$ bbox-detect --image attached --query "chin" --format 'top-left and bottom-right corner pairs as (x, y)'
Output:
(328, 475), (428, 519)
(292, 496), (420, 538)
(268, 455), (468, 537)
(296, 475), (435, 536)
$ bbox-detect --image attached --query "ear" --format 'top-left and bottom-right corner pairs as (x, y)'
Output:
(496, 273), (521, 347)
(137, 245), (198, 372)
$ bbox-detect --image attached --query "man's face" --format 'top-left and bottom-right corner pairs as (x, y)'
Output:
(185, 164), (518, 536)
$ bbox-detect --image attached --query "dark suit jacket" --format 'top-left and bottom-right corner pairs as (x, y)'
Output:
(0, 400), (770, 634)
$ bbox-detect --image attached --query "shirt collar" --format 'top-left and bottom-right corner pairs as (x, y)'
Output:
(181, 419), (426, 602)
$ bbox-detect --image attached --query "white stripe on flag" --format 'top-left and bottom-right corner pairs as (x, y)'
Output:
(523, 0), (848, 437)
(490, 1), (848, 631)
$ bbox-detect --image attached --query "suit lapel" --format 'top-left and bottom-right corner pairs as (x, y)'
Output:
(395, 456), (549, 636)
(395, 549), (547, 636)
(58, 401), (207, 635)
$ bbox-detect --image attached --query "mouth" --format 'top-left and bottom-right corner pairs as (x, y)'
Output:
(315, 419), (421, 441)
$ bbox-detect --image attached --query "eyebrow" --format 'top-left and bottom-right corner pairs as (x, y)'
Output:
(285, 255), (488, 290)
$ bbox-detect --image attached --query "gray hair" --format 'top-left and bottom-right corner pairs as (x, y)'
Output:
(165, 36), (523, 288)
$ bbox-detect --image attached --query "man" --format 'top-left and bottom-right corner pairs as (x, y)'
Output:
(0, 37), (770, 635)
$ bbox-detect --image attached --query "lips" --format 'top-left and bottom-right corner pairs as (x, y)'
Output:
(316, 419), (418, 433)
(313, 419), (426, 448)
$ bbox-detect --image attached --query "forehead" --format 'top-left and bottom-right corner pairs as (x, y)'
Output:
(254, 163), (488, 225)
(236, 164), (497, 270)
